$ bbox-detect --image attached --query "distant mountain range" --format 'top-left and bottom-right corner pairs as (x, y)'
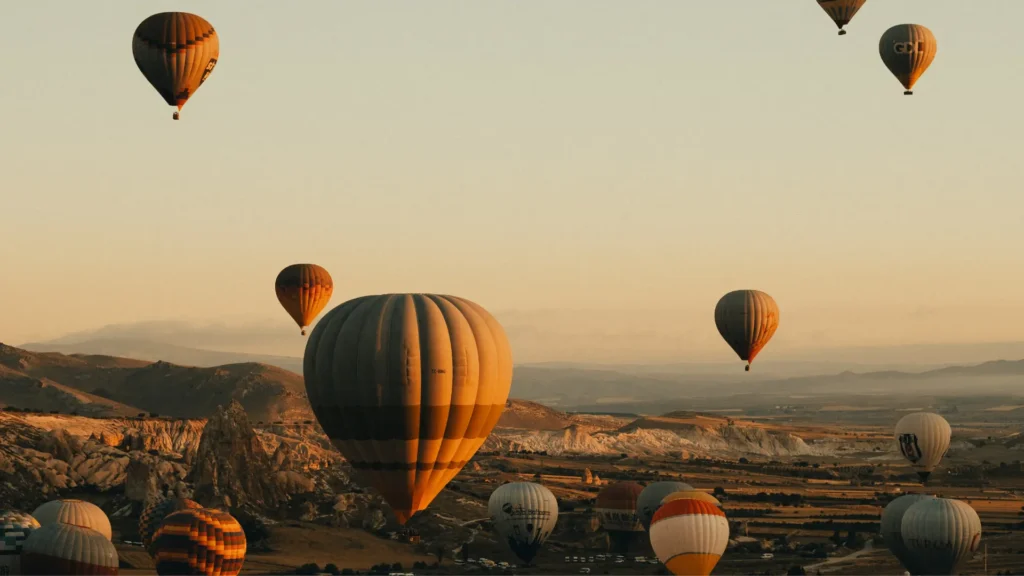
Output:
(12, 338), (1024, 417)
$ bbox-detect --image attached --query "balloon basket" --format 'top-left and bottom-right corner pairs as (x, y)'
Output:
(173, 111), (180, 120)
(904, 91), (913, 96)
(838, 30), (847, 36)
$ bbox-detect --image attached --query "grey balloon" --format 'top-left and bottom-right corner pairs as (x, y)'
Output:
(637, 481), (694, 531)
(488, 482), (559, 565)
(881, 494), (935, 574)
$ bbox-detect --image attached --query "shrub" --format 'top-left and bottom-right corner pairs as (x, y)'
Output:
(295, 563), (320, 575)
(324, 563), (340, 575)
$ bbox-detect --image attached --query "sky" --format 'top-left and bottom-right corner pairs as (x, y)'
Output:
(2, 1), (1023, 364)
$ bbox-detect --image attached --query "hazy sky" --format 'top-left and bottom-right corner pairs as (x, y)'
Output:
(2, 1), (1023, 362)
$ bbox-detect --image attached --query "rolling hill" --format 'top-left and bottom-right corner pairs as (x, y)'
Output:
(0, 343), (311, 422)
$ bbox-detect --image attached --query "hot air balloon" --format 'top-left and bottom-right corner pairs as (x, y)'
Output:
(637, 481), (694, 531)
(275, 264), (334, 336)
(881, 494), (935, 575)
(879, 24), (937, 95)
(31, 499), (112, 541)
(133, 12), (220, 120)
(488, 482), (559, 565)
(0, 510), (40, 574)
(895, 412), (950, 483)
(139, 497), (202, 554)
(714, 290), (779, 371)
(660, 490), (723, 509)
(817, 0), (867, 35)
(152, 508), (247, 576)
(304, 294), (513, 524)
(595, 482), (644, 553)
(21, 524), (118, 576)
(650, 499), (729, 576)
(901, 498), (981, 575)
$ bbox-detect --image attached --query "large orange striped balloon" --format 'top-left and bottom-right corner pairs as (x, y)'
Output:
(152, 508), (247, 576)
(304, 294), (513, 524)
(714, 290), (779, 372)
(132, 12), (220, 120)
(139, 497), (202, 555)
(275, 264), (334, 336)
(816, 0), (867, 36)
(650, 499), (729, 576)
(879, 24), (938, 95)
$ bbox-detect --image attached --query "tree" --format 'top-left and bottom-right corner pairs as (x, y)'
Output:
(295, 564), (320, 575)
(324, 564), (340, 575)
(788, 566), (807, 576)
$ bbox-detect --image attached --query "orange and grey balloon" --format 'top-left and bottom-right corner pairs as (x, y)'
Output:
(650, 499), (729, 576)
(879, 24), (937, 95)
(817, 0), (866, 36)
(275, 264), (334, 336)
(714, 290), (779, 372)
(133, 12), (220, 120)
(139, 497), (202, 555)
(303, 294), (513, 524)
(152, 508), (246, 576)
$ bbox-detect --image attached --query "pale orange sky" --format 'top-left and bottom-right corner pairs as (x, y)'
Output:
(2, 1), (1023, 363)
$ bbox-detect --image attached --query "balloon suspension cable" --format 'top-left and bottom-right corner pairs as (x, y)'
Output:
(173, 111), (180, 120)
(838, 29), (847, 36)
(904, 90), (913, 96)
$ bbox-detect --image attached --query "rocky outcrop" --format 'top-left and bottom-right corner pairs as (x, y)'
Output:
(187, 401), (289, 512)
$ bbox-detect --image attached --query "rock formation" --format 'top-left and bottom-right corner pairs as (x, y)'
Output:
(187, 401), (288, 513)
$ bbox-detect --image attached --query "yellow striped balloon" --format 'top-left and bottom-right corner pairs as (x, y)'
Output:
(139, 498), (202, 555)
(650, 499), (729, 576)
(275, 264), (334, 336)
(304, 294), (513, 524)
(132, 12), (220, 120)
(816, 0), (867, 35)
(879, 24), (938, 95)
(714, 290), (779, 372)
(152, 508), (246, 576)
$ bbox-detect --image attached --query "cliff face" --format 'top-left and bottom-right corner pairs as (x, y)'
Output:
(187, 401), (288, 512)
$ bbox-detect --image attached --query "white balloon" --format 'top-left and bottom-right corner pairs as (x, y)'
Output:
(894, 412), (951, 482)
(901, 498), (981, 576)
(488, 482), (558, 565)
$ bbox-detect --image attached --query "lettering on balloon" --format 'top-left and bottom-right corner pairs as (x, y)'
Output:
(893, 41), (926, 55)
(199, 59), (218, 86)
(898, 433), (923, 463)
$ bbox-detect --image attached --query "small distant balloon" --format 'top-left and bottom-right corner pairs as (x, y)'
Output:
(275, 264), (334, 336)
(133, 12), (220, 120)
(714, 290), (779, 372)
(895, 412), (950, 483)
(879, 24), (937, 95)
(816, 0), (867, 36)
(488, 482), (559, 565)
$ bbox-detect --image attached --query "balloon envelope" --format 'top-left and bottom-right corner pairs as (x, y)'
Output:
(275, 264), (334, 335)
(881, 494), (935, 575)
(595, 481), (645, 533)
(488, 482), (559, 564)
(879, 24), (937, 93)
(637, 481), (694, 531)
(139, 497), (202, 555)
(31, 499), (112, 541)
(901, 498), (981, 575)
(816, 0), (867, 34)
(132, 12), (220, 118)
(714, 290), (779, 370)
(0, 510), (41, 575)
(895, 412), (951, 482)
(152, 508), (247, 576)
(661, 490), (722, 509)
(21, 524), (118, 576)
(650, 499), (729, 576)
(304, 294), (513, 524)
